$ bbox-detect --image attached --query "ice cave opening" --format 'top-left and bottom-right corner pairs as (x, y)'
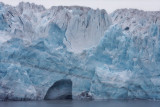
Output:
(44, 79), (72, 100)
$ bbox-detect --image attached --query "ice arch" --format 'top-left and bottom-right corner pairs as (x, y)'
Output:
(44, 79), (72, 100)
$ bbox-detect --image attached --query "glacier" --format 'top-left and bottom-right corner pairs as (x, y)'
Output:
(0, 2), (160, 100)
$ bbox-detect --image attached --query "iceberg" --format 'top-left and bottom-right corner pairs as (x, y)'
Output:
(0, 2), (160, 100)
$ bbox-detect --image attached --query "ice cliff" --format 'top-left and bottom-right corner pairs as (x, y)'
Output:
(0, 2), (160, 100)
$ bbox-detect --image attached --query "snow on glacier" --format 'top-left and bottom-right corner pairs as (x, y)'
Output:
(0, 2), (160, 100)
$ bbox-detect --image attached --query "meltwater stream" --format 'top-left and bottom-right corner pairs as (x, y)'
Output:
(0, 100), (160, 107)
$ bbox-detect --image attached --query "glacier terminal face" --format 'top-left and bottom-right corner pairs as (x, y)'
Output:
(0, 2), (160, 100)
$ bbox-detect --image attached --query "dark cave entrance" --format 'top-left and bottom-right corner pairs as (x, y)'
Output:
(44, 79), (72, 100)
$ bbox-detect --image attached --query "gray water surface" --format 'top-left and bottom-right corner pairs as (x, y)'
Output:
(0, 100), (160, 107)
